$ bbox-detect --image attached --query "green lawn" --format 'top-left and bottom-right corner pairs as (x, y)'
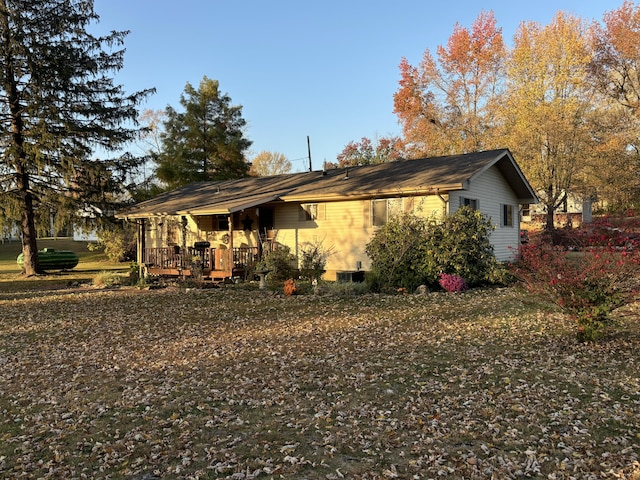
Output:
(0, 238), (127, 291)
(0, 284), (639, 479)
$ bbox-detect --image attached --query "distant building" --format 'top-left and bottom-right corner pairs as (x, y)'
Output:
(521, 191), (594, 229)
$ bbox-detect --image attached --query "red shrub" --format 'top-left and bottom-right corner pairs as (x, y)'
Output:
(511, 236), (640, 341)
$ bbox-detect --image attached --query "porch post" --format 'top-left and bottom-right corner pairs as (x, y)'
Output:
(138, 218), (146, 277)
(228, 213), (234, 273)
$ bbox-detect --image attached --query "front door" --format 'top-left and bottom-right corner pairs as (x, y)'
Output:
(258, 208), (274, 238)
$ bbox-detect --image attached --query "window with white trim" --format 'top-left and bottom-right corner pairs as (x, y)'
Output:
(461, 197), (478, 210)
(300, 203), (325, 221)
(502, 204), (514, 227)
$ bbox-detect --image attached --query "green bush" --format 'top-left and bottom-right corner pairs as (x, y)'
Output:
(365, 213), (429, 292)
(88, 223), (136, 262)
(365, 207), (500, 292)
(423, 206), (500, 286)
(260, 245), (298, 283)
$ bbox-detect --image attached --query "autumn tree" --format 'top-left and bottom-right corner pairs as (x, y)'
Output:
(155, 77), (251, 188)
(500, 12), (597, 235)
(393, 11), (505, 157)
(0, 0), (153, 275)
(590, 1), (640, 113)
(127, 109), (167, 200)
(336, 136), (403, 167)
(249, 151), (291, 176)
(138, 109), (165, 159)
(587, 1), (640, 208)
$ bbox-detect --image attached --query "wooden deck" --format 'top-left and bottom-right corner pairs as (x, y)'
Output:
(143, 246), (259, 281)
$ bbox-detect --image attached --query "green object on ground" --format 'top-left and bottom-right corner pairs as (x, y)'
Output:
(16, 248), (79, 271)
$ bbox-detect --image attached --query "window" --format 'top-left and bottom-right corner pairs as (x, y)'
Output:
(300, 203), (325, 221)
(461, 197), (478, 210)
(372, 198), (403, 226)
(216, 215), (229, 230)
(521, 203), (530, 218)
(502, 204), (514, 227)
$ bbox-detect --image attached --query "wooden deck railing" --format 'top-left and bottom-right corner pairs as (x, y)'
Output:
(143, 246), (259, 274)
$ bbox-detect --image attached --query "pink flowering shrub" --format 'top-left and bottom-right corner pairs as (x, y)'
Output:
(438, 273), (467, 293)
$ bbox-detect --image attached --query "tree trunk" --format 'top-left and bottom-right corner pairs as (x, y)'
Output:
(544, 206), (556, 239)
(17, 168), (41, 276)
(543, 184), (557, 243)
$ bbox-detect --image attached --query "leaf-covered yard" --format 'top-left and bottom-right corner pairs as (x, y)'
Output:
(1, 287), (639, 479)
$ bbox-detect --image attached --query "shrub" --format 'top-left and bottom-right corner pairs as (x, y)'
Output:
(260, 245), (298, 283)
(365, 213), (430, 292)
(365, 207), (500, 292)
(88, 223), (136, 262)
(438, 273), (467, 293)
(283, 278), (297, 296)
(511, 240), (640, 341)
(92, 270), (123, 287)
(299, 239), (334, 281)
(424, 207), (499, 286)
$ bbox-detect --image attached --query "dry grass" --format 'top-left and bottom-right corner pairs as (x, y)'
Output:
(0, 286), (639, 479)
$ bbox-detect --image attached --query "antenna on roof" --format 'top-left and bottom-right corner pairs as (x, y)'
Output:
(307, 135), (312, 172)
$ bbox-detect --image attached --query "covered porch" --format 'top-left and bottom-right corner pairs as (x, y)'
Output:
(130, 193), (281, 282)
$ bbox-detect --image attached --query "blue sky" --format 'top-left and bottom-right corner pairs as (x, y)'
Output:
(93, 0), (625, 172)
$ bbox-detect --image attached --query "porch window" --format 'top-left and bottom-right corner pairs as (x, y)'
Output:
(502, 204), (514, 227)
(372, 198), (403, 226)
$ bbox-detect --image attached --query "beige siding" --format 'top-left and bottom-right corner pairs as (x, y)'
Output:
(449, 166), (519, 261)
(272, 201), (370, 277)
(270, 195), (449, 279)
(412, 195), (448, 220)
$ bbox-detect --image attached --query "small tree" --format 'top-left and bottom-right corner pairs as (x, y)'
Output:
(249, 151), (291, 176)
(299, 239), (334, 282)
(88, 222), (137, 263)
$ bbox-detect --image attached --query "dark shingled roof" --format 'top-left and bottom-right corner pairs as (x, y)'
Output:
(118, 149), (537, 218)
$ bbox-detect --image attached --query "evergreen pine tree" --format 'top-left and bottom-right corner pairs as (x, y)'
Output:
(155, 76), (251, 188)
(0, 0), (154, 275)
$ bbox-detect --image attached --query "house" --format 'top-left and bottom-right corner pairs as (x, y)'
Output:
(521, 190), (595, 229)
(116, 149), (537, 281)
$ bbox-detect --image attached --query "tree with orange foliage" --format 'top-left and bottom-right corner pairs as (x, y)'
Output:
(336, 136), (403, 167)
(586, 1), (640, 208)
(590, 1), (640, 113)
(393, 11), (505, 158)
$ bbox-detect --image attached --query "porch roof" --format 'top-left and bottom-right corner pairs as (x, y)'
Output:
(177, 192), (284, 215)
